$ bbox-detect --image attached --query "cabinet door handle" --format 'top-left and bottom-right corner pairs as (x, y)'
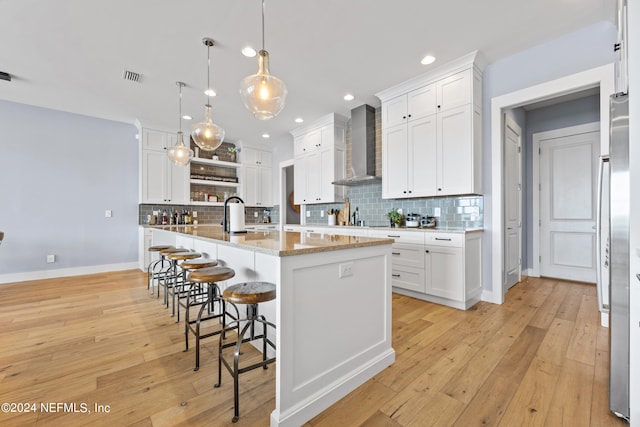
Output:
(435, 238), (452, 241)
(387, 235), (400, 238)
(437, 105), (441, 109)
(392, 252), (401, 256)
(392, 274), (401, 278)
(425, 250), (430, 253)
(408, 190), (412, 194)
(408, 114), (412, 118)
(403, 190), (407, 194)
(402, 116), (406, 119)
(437, 188), (442, 191)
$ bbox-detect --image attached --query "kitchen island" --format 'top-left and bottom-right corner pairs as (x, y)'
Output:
(146, 225), (395, 427)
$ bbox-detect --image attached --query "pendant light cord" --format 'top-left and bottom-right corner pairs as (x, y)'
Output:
(178, 83), (182, 133)
(261, 0), (265, 51)
(207, 44), (211, 107)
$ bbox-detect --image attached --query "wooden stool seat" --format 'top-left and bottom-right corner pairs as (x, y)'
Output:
(149, 244), (173, 252)
(188, 266), (236, 284)
(222, 282), (276, 305)
(180, 258), (219, 271)
(167, 251), (201, 261)
(159, 247), (185, 256)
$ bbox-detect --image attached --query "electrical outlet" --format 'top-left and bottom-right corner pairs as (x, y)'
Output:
(254, 212), (259, 218)
(105, 210), (112, 218)
(339, 262), (354, 278)
(434, 207), (441, 217)
(397, 208), (403, 215)
(47, 254), (55, 263)
(306, 211), (311, 217)
(320, 210), (324, 218)
(192, 211), (198, 218)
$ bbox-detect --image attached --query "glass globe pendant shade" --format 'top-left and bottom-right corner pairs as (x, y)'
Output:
(191, 104), (225, 151)
(167, 132), (194, 166)
(240, 50), (287, 120)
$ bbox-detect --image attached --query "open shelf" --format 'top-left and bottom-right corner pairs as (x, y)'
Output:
(190, 179), (239, 188)
(191, 157), (241, 169)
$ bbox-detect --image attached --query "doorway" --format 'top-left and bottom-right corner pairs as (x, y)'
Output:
(279, 160), (300, 226)
(489, 64), (614, 304)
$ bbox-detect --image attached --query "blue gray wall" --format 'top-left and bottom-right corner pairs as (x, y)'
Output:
(482, 21), (616, 291)
(0, 100), (139, 277)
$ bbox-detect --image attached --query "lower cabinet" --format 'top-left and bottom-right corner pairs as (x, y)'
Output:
(368, 228), (483, 310)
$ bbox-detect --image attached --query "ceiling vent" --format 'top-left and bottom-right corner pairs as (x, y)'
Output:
(0, 71), (11, 82)
(122, 69), (142, 83)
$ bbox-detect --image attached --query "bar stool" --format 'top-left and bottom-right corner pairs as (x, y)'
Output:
(147, 245), (174, 294)
(185, 266), (239, 371)
(166, 251), (202, 321)
(156, 247), (185, 302)
(214, 281), (276, 423)
(178, 258), (219, 325)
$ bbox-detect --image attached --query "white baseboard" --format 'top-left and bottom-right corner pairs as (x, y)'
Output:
(0, 262), (139, 284)
(481, 289), (501, 304)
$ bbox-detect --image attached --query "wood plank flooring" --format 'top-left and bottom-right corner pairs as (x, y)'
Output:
(0, 271), (627, 426)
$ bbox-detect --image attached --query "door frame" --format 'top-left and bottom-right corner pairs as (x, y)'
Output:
(531, 122), (600, 278)
(488, 63), (614, 304)
(279, 158), (295, 229)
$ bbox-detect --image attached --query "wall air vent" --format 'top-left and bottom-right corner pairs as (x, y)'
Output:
(0, 71), (11, 82)
(122, 69), (142, 83)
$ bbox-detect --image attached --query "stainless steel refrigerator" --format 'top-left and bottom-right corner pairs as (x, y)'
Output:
(598, 93), (630, 421)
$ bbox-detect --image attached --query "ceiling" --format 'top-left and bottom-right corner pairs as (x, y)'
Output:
(0, 0), (614, 146)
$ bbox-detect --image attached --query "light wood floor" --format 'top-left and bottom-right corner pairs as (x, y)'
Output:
(0, 271), (627, 426)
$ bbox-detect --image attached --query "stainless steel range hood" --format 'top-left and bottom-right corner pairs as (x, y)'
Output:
(332, 104), (381, 186)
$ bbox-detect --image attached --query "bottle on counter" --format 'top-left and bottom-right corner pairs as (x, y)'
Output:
(162, 210), (168, 225)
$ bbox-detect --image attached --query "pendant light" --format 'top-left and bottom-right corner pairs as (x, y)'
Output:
(167, 81), (194, 166)
(191, 37), (225, 151)
(239, 0), (287, 120)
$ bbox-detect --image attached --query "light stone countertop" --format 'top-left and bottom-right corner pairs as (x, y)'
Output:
(146, 225), (393, 257)
(285, 224), (484, 233)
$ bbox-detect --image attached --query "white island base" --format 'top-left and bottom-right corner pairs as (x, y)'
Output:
(149, 227), (395, 426)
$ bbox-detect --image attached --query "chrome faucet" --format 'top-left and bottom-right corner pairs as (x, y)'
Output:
(222, 195), (245, 233)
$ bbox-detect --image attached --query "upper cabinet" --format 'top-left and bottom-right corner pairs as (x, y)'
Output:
(376, 51), (485, 199)
(241, 147), (273, 207)
(291, 113), (348, 205)
(140, 128), (189, 204)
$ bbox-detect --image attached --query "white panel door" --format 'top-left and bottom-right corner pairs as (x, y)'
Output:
(504, 115), (522, 290)
(142, 149), (168, 203)
(407, 83), (437, 120)
(243, 164), (259, 206)
(539, 129), (600, 282)
(436, 69), (471, 112)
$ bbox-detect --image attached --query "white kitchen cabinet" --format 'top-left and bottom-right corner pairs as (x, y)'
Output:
(241, 147), (273, 207)
(291, 113), (347, 205)
(140, 128), (189, 204)
(425, 245), (464, 300)
(377, 51), (484, 199)
(368, 228), (483, 309)
(382, 114), (437, 198)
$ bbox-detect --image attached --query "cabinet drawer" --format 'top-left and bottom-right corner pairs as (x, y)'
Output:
(391, 265), (425, 293)
(391, 243), (424, 268)
(424, 232), (463, 247)
(368, 229), (424, 245)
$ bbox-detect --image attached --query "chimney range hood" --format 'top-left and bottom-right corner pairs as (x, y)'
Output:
(332, 104), (381, 186)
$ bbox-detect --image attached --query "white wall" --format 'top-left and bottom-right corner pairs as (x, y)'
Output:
(0, 100), (139, 281)
(626, 0), (639, 423)
(482, 21), (617, 292)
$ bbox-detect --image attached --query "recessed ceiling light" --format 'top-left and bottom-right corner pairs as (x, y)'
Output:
(242, 47), (257, 57)
(182, 115), (192, 120)
(262, 133), (270, 139)
(421, 55), (436, 65)
(343, 94), (355, 101)
(295, 117), (304, 123)
(204, 89), (216, 97)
